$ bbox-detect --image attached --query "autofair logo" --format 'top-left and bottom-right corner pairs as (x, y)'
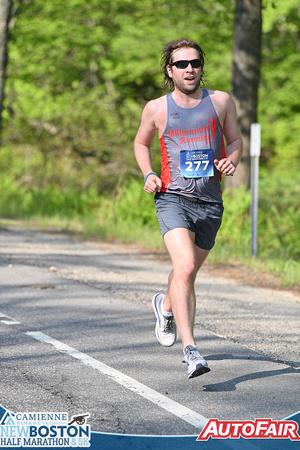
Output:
(197, 419), (300, 441)
(0, 411), (91, 447)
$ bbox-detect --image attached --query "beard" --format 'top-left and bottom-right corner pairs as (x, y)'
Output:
(173, 77), (201, 95)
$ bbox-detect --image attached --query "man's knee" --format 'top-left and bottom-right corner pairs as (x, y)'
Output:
(174, 260), (197, 282)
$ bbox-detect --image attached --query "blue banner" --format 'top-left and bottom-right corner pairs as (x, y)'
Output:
(1, 405), (299, 450)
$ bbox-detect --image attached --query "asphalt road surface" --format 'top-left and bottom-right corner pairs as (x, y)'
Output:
(0, 224), (299, 436)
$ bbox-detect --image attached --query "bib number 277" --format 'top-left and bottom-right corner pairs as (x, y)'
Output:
(185, 160), (210, 172)
(180, 149), (214, 178)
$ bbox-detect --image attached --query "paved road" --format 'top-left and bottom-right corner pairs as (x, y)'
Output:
(0, 224), (299, 436)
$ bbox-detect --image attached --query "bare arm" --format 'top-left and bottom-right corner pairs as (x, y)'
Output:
(134, 100), (162, 193)
(214, 93), (243, 176)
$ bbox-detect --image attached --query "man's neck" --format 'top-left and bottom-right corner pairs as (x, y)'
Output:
(172, 88), (203, 108)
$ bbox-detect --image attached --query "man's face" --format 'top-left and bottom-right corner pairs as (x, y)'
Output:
(167, 47), (202, 95)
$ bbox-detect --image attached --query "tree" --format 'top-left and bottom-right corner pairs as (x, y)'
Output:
(2, 0), (234, 192)
(0, 0), (12, 137)
(4, 0), (298, 195)
(226, 0), (262, 190)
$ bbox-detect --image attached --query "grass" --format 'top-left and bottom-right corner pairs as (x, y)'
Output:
(0, 173), (299, 292)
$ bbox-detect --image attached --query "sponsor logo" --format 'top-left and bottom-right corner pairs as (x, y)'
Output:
(197, 419), (300, 441)
(0, 411), (91, 447)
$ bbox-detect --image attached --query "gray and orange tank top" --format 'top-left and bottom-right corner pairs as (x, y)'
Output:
(159, 90), (225, 203)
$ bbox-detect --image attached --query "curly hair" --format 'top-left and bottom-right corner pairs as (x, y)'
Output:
(161, 38), (206, 91)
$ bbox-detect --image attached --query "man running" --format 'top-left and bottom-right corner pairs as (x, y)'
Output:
(134, 38), (243, 379)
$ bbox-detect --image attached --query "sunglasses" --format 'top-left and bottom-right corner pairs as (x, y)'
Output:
(169, 59), (202, 69)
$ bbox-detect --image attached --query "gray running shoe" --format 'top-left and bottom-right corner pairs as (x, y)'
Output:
(152, 293), (177, 347)
(184, 345), (210, 379)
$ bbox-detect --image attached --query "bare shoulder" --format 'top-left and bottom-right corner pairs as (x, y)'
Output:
(207, 90), (236, 125)
(143, 95), (167, 118)
(141, 95), (168, 135)
(208, 89), (234, 107)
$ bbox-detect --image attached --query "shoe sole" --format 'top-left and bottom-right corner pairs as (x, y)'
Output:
(152, 293), (176, 347)
(188, 364), (211, 379)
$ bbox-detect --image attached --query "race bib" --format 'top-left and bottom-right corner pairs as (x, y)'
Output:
(180, 149), (214, 178)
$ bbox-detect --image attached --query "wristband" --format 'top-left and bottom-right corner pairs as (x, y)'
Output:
(230, 161), (236, 168)
(144, 172), (157, 183)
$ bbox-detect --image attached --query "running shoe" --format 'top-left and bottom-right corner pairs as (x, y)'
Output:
(152, 293), (177, 347)
(184, 345), (210, 379)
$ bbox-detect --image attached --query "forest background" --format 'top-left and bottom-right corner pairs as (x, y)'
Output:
(0, 0), (299, 289)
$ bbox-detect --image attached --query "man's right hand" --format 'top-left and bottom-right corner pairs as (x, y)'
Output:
(144, 174), (162, 194)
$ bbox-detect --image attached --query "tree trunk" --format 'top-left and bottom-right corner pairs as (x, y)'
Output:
(225, 0), (262, 190)
(0, 0), (12, 138)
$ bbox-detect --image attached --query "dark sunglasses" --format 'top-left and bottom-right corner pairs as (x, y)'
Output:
(169, 59), (202, 69)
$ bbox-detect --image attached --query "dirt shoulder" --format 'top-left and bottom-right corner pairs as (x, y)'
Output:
(203, 263), (300, 296)
(1, 218), (298, 296)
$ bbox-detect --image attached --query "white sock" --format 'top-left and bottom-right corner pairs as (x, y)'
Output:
(161, 303), (173, 318)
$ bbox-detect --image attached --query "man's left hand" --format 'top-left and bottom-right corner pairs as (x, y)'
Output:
(214, 158), (236, 176)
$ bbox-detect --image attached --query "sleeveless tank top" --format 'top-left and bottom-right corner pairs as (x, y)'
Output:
(159, 90), (225, 203)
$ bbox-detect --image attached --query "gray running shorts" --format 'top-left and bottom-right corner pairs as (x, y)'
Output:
(154, 193), (224, 250)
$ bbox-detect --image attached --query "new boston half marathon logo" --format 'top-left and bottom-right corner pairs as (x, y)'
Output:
(197, 418), (300, 441)
(0, 410), (91, 447)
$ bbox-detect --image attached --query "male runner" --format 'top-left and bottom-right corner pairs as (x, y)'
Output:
(134, 38), (242, 379)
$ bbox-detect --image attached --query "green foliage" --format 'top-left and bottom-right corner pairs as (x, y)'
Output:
(259, 0), (300, 171)
(3, 0), (299, 188)
(210, 172), (300, 287)
(257, 174), (300, 260)
(0, 171), (299, 257)
(216, 172), (300, 261)
(0, 176), (88, 219)
(217, 185), (251, 249)
(2, 0), (299, 192)
(0, 171), (299, 286)
(113, 180), (158, 228)
(2, 0), (235, 192)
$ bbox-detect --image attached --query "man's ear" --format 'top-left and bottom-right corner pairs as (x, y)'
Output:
(166, 65), (173, 79)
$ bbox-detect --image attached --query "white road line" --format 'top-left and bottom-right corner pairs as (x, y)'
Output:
(26, 331), (208, 430)
(0, 312), (20, 325)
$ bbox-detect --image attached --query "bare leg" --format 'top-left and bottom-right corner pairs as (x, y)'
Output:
(162, 228), (209, 350)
